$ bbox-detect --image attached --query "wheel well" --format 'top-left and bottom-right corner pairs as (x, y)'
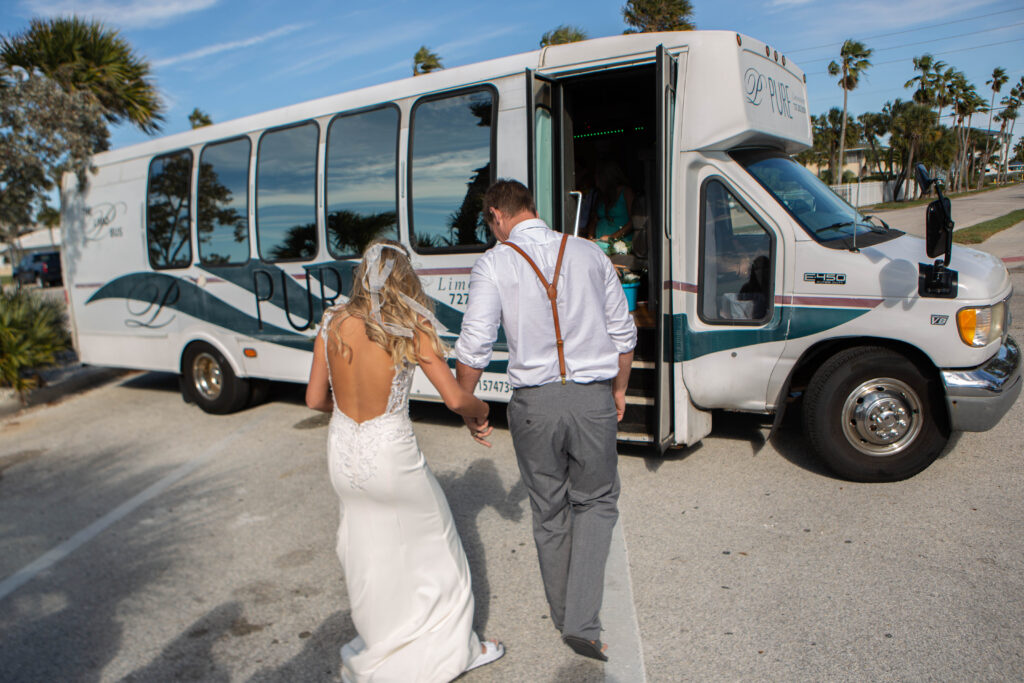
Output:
(788, 337), (942, 398)
(771, 336), (949, 435)
(180, 338), (243, 377)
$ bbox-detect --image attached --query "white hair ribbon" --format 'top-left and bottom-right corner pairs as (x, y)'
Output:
(362, 243), (445, 339)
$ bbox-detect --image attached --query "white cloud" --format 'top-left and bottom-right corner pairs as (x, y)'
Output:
(273, 19), (446, 78)
(435, 25), (525, 57)
(24, 0), (218, 28)
(153, 24), (308, 68)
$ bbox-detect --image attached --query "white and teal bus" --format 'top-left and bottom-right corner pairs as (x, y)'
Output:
(63, 31), (1019, 481)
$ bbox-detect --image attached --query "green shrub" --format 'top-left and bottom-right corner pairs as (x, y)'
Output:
(0, 288), (70, 402)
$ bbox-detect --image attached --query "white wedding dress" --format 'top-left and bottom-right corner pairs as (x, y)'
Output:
(322, 314), (481, 683)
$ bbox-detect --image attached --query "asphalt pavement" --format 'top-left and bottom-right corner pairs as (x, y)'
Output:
(1, 271), (1022, 682)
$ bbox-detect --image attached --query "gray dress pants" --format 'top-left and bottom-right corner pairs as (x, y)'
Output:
(507, 380), (620, 642)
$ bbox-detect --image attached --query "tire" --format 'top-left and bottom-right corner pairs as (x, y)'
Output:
(802, 346), (949, 482)
(181, 342), (251, 414)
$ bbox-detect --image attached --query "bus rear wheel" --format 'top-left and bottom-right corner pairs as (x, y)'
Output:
(802, 346), (949, 482)
(182, 342), (250, 414)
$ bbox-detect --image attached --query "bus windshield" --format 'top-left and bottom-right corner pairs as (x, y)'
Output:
(732, 150), (901, 249)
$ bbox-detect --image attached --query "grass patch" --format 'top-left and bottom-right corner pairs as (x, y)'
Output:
(953, 209), (1024, 244)
(866, 181), (1021, 211)
(0, 275), (10, 287)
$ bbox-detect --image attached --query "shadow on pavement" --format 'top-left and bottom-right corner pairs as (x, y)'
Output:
(436, 458), (527, 636)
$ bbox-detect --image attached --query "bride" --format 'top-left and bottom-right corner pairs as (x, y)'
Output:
(305, 240), (504, 682)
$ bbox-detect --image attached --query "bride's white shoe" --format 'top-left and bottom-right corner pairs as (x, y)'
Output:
(465, 639), (505, 672)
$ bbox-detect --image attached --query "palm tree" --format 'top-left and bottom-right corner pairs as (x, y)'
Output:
(189, 107), (212, 129)
(540, 25), (588, 47)
(1, 16), (163, 134)
(905, 55), (944, 108)
(828, 39), (872, 180)
(622, 0), (695, 33)
(997, 80), (1022, 182)
(858, 110), (891, 177)
(979, 67), (1008, 188)
(889, 99), (938, 199)
(413, 46), (443, 76)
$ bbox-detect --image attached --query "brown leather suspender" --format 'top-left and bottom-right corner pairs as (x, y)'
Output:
(504, 233), (570, 384)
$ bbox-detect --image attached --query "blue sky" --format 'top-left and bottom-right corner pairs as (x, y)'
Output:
(1, 0), (1022, 151)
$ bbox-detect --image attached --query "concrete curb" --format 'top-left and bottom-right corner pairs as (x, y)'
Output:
(0, 366), (131, 419)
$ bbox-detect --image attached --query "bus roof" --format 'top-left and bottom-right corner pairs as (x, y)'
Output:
(93, 30), (810, 166)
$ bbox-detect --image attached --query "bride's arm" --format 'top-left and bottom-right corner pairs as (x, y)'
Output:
(416, 329), (488, 421)
(305, 333), (333, 412)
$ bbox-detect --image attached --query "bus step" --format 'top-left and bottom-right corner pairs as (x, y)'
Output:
(618, 430), (654, 444)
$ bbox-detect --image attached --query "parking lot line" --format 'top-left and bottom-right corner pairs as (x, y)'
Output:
(0, 416), (261, 602)
(603, 513), (647, 682)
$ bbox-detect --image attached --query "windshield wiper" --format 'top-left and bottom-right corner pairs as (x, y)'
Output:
(816, 217), (889, 236)
(815, 221), (856, 235)
(860, 214), (890, 233)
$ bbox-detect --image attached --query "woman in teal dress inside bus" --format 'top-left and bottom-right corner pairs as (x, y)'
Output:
(587, 160), (635, 246)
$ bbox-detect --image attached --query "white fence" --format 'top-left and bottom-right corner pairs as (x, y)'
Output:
(828, 180), (916, 207)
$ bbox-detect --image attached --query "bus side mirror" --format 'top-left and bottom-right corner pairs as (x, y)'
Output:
(925, 197), (952, 260)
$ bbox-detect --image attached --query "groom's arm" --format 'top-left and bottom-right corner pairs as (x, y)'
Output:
(454, 257), (500, 446)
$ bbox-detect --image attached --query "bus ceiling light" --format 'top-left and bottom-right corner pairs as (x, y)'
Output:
(957, 303), (1006, 347)
(736, 34), (742, 46)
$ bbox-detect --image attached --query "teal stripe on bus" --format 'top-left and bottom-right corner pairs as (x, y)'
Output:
(668, 305), (870, 362)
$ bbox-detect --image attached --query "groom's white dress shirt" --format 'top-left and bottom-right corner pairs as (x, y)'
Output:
(454, 218), (637, 389)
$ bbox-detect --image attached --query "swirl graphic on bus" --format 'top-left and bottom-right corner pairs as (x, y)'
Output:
(125, 279), (179, 329)
(744, 67), (765, 105)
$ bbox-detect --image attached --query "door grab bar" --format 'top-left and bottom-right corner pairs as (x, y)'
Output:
(569, 191), (583, 237)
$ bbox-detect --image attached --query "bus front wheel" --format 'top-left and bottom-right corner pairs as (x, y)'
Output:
(802, 346), (949, 482)
(182, 342), (251, 414)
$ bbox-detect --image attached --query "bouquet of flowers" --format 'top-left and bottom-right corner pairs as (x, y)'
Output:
(610, 239), (630, 255)
(616, 265), (640, 284)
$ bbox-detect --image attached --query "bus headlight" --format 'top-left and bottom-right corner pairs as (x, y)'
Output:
(957, 301), (1007, 347)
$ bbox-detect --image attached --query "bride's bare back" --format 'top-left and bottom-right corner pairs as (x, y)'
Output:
(328, 313), (401, 423)
(306, 305), (488, 433)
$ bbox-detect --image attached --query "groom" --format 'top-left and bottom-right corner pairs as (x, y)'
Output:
(454, 179), (636, 661)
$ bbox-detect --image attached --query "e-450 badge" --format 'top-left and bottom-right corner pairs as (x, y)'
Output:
(803, 272), (847, 285)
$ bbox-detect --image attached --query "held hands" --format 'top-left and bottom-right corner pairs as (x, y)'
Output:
(464, 414), (493, 447)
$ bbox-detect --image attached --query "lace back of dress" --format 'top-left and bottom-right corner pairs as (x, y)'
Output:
(321, 305), (416, 489)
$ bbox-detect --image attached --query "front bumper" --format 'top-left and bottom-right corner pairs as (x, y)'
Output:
(941, 336), (1022, 432)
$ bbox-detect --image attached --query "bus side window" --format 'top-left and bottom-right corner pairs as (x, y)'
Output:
(409, 88), (495, 252)
(198, 137), (251, 265)
(699, 180), (772, 324)
(256, 121), (319, 262)
(147, 150), (193, 269)
(326, 106), (399, 258)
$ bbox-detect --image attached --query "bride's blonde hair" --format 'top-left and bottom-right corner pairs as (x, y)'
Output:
(327, 239), (446, 366)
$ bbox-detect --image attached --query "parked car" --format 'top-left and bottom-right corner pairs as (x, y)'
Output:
(13, 251), (62, 287)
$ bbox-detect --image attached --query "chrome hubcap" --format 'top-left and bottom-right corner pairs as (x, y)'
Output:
(192, 352), (223, 401)
(841, 378), (922, 457)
